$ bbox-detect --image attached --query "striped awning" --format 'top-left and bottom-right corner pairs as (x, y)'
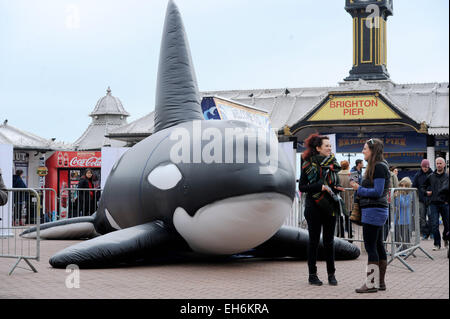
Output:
(428, 127), (449, 136)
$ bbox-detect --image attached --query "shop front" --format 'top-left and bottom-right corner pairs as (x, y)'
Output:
(285, 89), (433, 178)
(45, 151), (101, 218)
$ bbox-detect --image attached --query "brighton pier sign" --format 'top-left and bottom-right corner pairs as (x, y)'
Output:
(308, 94), (401, 121)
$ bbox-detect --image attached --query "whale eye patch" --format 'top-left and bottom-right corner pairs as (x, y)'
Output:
(147, 163), (182, 190)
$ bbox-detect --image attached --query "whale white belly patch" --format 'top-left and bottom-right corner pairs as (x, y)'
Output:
(173, 192), (292, 255)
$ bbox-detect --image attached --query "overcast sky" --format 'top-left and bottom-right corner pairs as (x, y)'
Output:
(0, 0), (448, 143)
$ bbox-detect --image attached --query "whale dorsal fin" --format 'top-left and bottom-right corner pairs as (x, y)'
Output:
(154, 0), (203, 133)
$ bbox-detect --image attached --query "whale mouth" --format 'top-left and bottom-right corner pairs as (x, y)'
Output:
(173, 192), (292, 255)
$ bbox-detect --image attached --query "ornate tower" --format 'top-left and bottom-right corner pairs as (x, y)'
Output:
(74, 87), (130, 150)
(344, 0), (393, 81)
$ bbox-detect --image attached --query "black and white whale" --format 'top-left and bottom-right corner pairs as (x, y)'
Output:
(21, 0), (360, 268)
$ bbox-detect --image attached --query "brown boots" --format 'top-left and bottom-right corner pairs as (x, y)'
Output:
(355, 260), (387, 293)
(378, 259), (387, 291)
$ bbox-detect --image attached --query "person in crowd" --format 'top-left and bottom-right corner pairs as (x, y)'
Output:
(413, 159), (433, 240)
(299, 134), (344, 286)
(438, 176), (449, 259)
(78, 169), (100, 217)
(389, 166), (399, 189)
(351, 159), (363, 185)
(393, 167), (398, 177)
(350, 138), (390, 293)
(12, 169), (28, 226)
(337, 160), (353, 240)
(13, 170), (27, 189)
(394, 177), (413, 252)
(423, 157), (449, 251)
(0, 168), (8, 206)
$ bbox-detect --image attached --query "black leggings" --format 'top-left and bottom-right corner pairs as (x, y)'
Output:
(363, 223), (387, 262)
(305, 206), (336, 275)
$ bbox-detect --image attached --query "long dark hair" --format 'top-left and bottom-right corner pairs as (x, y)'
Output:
(82, 169), (96, 181)
(364, 138), (385, 182)
(302, 134), (330, 160)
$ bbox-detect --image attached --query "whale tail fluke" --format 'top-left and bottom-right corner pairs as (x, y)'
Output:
(20, 216), (99, 240)
(252, 226), (361, 260)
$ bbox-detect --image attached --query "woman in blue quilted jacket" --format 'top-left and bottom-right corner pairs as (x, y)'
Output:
(350, 138), (390, 293)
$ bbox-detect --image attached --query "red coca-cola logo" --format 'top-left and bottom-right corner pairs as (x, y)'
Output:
(69, 156), (102, 167)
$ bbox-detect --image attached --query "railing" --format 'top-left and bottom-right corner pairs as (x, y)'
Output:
(387, 187), (434, 271)
(0, 188), (40, 275)
(33, 188), (58, 223)
(59, 188), (102, 219)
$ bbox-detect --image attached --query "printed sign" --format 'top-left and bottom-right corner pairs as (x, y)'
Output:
(384, 152), (426, 164)
(201, 97), (271, 130)
(335, 132), (426, 153)
(53, 151), (102, 168)
(309, 95), (401, 121)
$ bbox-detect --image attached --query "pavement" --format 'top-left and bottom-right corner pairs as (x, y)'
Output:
(0, 226), (448, 299)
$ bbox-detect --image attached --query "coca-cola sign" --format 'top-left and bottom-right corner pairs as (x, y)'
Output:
(69, 156), (102, 167)
(52, 151), (102, 168)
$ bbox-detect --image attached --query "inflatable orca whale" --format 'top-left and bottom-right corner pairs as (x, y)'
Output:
(22, 0), (360, 268)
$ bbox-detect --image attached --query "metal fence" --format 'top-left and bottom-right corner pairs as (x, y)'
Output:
(297, 187), (434, 272)
(0, 188), (40, 275)
(387, 188), (434, 271)
(34, 188), (58, 223)
(59, 187), (102, 219)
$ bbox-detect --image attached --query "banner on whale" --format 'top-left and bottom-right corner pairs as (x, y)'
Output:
(201, 96), (271, 130)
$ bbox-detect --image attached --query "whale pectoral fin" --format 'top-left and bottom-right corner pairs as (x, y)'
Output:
(49, 220), (187, 268)
(20, 216), (98, 240)
(251, 226), (360, 260)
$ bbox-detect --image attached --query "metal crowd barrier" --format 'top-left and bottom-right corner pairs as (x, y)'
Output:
(298, 187), (434, 272)
(387, 188), (433, 271)
(33, 188), (58, 223)
(59, 188), (102, 220)
(0, 188), (40, 275)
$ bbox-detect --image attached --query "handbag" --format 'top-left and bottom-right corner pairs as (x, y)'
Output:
(315, 186), (341, 216)
(314, 192), (337, 213)
(349, 201), (362, 225)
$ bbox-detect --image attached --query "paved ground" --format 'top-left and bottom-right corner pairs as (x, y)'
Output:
(0, 227), (448, 299)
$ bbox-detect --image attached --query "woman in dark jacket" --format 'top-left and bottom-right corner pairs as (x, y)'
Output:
(299, 134), (344, 286)
(350, 138), (390, 293)
(12, 170), (28, 225)
(77, 169), (99, 216)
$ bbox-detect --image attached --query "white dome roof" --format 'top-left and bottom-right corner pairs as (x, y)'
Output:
(89, 87), (130, 117)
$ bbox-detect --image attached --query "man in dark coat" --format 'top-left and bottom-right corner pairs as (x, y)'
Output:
(423, 157), (449, 250)
(350, 159), (363, 185)
(413, 159), (433, 239)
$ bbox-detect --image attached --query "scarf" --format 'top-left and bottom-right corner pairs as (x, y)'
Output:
(302, 154), (342, 215)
